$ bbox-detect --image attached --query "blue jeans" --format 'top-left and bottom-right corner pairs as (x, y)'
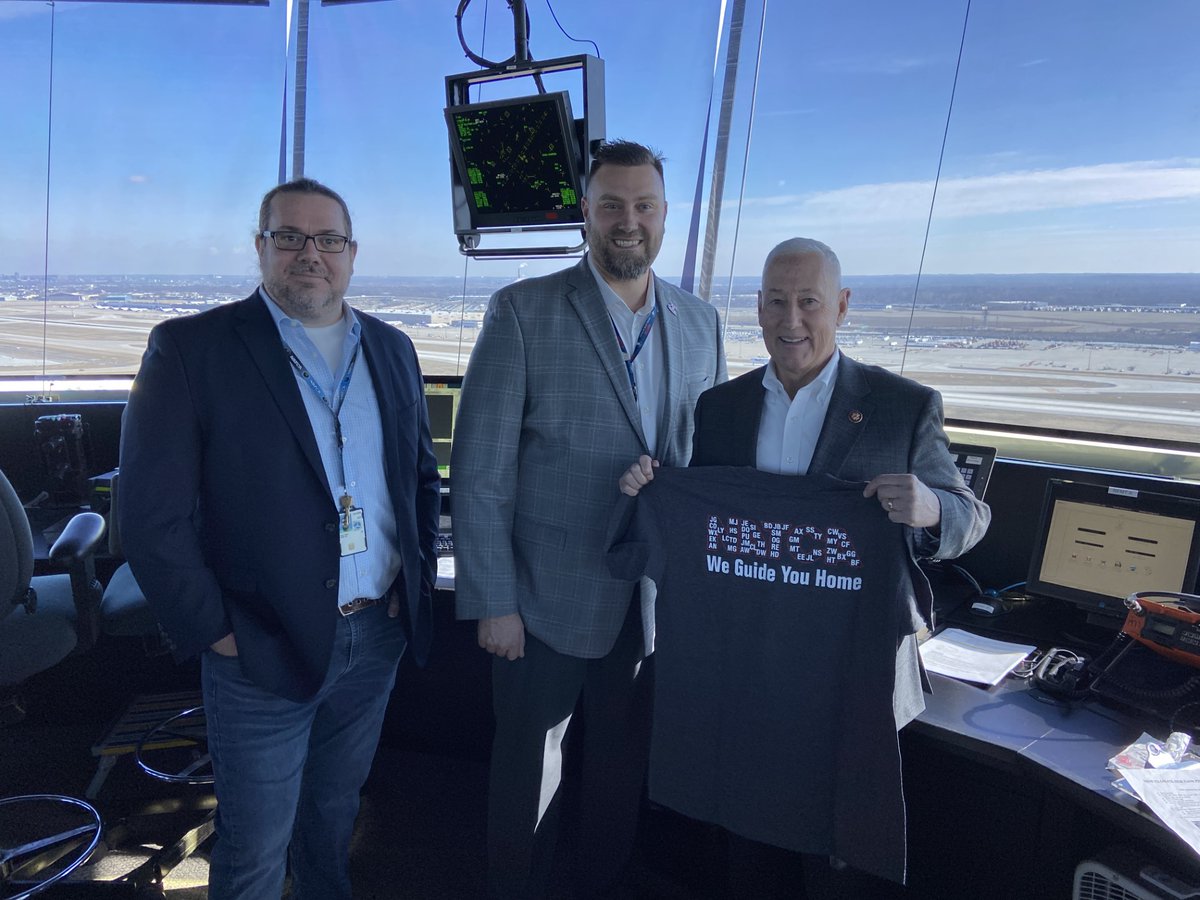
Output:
(201, 602), (406, 900)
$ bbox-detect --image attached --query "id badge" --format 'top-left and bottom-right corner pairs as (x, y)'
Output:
(339, 507), (367, 556)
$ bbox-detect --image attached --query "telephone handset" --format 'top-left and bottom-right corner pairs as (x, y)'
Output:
(1032, 647), (1088, 696)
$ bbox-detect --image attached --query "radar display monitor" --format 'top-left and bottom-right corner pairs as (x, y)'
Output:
(423, 375), (462, 481)
(1027, 479), (1200, 627)
(445, 91), (585, 230)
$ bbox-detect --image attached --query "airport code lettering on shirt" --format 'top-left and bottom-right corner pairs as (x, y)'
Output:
(704, 513), (865, 589)
(607, 466), (913, 884)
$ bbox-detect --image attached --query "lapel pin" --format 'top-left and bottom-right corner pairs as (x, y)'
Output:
(849, 410), (864, 424)
(666, 301), (678, 316)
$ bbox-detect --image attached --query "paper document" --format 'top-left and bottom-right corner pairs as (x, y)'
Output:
(1117, 766), (1200, 858)
(918, 628), (1036, 686)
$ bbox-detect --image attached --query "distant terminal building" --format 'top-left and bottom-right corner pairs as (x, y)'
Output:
(95, 297), (222, 313)
(447, 311), (485, 329)
(374, 311), (432, 326)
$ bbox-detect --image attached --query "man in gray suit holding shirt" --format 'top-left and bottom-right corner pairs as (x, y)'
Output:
(452, 140), (726, 898)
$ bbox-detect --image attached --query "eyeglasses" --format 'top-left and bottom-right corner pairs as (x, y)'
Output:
(261, 230), (352, 253)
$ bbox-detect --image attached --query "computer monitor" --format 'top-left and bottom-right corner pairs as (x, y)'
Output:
(948, 442), (996, 500)
(423, 375), (462, 481)
(1026, 479), (1200, 627)
(445, 90), (585, 231)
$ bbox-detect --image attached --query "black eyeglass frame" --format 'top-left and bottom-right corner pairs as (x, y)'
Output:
(260, 230), (353, 253)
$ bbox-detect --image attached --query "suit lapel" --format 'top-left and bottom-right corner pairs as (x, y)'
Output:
(656, 276), (686, 457)
(734, 370), (766, 466)
(811, 354), (872, 477)
(359, 317), (401, 500)
(233, 294), (328, 488)
(564, 258), (648, 447)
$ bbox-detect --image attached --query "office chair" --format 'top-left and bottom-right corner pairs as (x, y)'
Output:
(99, 471), (161, 645)
(1, 469), (105, 895)
(0, 467), (106, 725)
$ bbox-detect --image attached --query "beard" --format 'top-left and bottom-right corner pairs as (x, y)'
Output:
(593, 232), (653, 282)
(264, 266), (341, 322)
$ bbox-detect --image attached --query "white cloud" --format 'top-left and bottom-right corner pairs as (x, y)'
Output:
(688, 160), (1200, 274)
(0, 2), (89, 22)
(0, 5), (51, 23)
(822, 55), (940, 76)
(757, 107), (819, 117)
(742, 159), (1200, 224)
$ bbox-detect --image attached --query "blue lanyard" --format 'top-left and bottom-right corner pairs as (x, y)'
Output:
(282, 341), (359, 422)
(610, 302), (659, 403)
(282, 340), (360, 511)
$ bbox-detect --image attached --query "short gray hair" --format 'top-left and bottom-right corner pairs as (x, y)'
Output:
(762, 237), (842, 287)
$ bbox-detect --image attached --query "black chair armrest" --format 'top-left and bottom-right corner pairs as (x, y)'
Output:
(47, 512), (107, 651)
(48, 512), (107, 567)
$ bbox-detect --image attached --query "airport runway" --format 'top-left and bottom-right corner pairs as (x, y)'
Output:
(1, 301), (1197, 442)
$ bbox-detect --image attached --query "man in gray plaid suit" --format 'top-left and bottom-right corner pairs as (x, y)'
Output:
(451, 140), (727, 898)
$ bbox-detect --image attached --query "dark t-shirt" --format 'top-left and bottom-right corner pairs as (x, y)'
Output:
(607, 466), (915, 884)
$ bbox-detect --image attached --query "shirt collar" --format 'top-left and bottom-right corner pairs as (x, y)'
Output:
(257, 285), (361, 338)
(586, 253), (657, 320)
(763, 348), (841, 403)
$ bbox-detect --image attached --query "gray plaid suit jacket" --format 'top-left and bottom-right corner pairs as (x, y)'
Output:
(452, 257), (727, 658)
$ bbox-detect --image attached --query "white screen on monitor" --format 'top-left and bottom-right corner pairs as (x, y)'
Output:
(1037, 499), (1197, 600)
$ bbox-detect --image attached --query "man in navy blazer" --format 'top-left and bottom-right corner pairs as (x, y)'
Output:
(620, 236), (989, 896)
(119, 178), (439, 899)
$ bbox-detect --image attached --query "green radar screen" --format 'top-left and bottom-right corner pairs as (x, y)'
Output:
(447, 91), (584, 229)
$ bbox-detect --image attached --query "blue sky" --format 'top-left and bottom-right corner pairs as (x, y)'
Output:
(1, 0), (1197, 279)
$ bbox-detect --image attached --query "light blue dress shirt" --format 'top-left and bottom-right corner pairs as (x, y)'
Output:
(588, 254), (665, 457)
(259, 288), (401, 607)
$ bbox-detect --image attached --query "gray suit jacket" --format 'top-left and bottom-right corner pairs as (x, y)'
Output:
(690, 354), (991, 727)
(452, 257), (727, 658)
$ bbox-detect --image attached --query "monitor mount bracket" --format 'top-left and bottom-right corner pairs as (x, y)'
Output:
(446, 53), (605, 260)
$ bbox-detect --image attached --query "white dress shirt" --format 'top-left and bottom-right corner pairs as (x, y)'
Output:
(755, 347), (925, 730)
(755, 350), (841, 475)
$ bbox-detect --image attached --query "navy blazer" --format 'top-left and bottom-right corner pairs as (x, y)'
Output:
(119, 293), (440, 701)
